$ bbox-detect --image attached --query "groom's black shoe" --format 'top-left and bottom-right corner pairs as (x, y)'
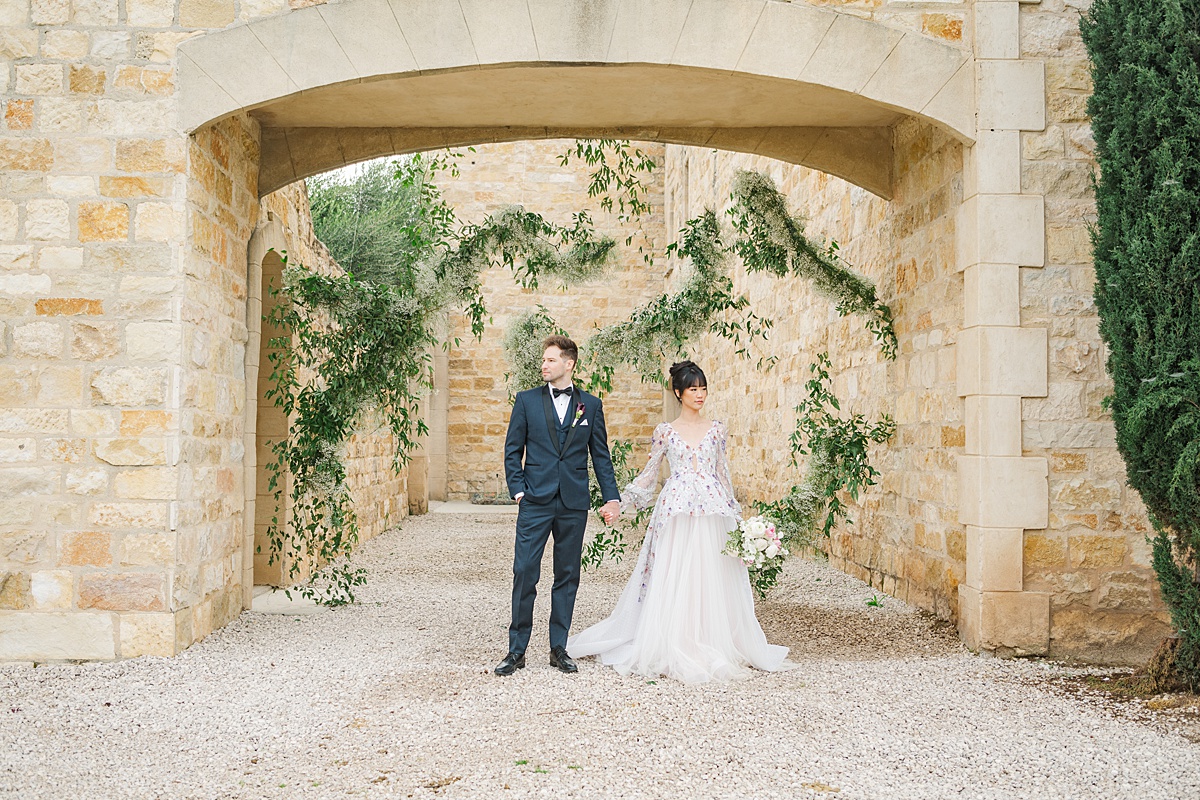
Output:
(549, 646), (578, 674)
(494, 652), (525, 676)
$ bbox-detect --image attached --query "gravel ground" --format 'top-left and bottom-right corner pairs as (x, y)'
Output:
(2, 511), (1198, 800)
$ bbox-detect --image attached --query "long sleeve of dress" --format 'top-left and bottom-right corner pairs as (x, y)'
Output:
(620, 423), (669, 512)
(714, 422), (743, 521)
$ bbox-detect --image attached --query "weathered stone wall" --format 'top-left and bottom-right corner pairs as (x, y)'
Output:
(435, 141), (669, 501)
(667, 118), (967, 619)
(1015, 0), (1170, 662)
(150, 112), (258, 657)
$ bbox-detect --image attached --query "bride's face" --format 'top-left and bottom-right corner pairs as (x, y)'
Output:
(678, 384), (708, 412)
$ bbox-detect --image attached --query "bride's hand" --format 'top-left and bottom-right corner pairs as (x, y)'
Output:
(600, 500), (620, 525)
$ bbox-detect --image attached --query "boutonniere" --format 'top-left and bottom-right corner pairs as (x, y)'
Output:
(571, 402), (586, 428)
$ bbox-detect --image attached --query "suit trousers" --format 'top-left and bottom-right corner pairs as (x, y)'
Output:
(509, 492), (588, 654)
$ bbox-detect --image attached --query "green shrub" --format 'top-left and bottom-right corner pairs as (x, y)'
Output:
(1081, 0), (1200, 689)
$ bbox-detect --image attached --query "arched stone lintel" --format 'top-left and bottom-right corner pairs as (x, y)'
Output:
(259, 125), (894, 199)
(177, 0), (974, 142)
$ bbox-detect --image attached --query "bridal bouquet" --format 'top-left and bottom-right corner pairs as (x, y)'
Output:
(724, 515), (789, 597)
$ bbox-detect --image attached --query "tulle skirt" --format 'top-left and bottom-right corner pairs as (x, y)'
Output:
(567, 514), (789, 684)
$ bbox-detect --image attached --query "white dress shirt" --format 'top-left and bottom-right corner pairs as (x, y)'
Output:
(551, 384), (574, 423)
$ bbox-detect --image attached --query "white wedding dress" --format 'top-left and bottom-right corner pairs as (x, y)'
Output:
(567, 420), (789, 683)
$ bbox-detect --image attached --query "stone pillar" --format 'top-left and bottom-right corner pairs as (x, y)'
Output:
(955, 0), (1051, 655)
(406, 454), (429, 515)
(427, 348), (449, 502)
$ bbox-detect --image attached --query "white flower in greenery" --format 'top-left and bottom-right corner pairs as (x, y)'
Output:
(765, 544), (779, 559)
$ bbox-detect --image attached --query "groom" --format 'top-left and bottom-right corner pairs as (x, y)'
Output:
(496, 335), (621, 676)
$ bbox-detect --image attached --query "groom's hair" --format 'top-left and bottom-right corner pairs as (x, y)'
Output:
(543, 335), (578, 365)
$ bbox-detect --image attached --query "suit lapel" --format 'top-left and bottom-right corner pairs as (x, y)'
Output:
(541, 385), (562, 454)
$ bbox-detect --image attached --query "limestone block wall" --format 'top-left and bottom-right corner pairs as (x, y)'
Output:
(1013, 1), (1170, 661)
(172, 113), (258, 655)
(435, 141), (669, 500)
(666, 119), (967, 619)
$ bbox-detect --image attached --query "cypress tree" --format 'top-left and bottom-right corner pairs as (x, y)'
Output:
(1081, 0), (1200, 689)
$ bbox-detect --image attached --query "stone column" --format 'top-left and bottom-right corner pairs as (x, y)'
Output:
(955, 0), (1051, 654)
(427, 348), (449, 502)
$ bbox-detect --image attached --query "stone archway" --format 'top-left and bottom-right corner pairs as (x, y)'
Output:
(175, 0), (1050, 658)
(1, 0), (1081, 663)
(176, 0), (976, 199)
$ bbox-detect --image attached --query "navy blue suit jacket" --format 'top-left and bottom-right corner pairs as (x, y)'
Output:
(504, 385), (620, 511)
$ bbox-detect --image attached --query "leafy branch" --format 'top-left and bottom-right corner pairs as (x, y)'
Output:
(730, 170), (898, 359)
(265, 153), (616, 605)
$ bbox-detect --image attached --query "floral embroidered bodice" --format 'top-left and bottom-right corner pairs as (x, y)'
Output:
(621, 420), (742, 526)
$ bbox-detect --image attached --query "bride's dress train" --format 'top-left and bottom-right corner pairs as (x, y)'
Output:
(567, 421), (788, 683)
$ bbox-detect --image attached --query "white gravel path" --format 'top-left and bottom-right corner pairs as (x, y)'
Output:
(2, 511), (1198, 800)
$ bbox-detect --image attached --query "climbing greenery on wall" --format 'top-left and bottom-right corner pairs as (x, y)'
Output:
(1082, 0), (1200, 689)
(275, 142), (897, 605)
(265, 153), (617, 604)
(503, 167), (897, 594)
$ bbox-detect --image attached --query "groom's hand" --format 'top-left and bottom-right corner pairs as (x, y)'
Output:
(600, 500), (619, 525)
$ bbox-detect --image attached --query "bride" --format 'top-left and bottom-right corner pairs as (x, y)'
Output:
(567, 361), (789, 683)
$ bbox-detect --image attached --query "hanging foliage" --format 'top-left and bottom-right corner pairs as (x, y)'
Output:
(501, 305), (569, 400)
(265, 155), (617, 605)
(583, 210), (773, 394)
(730, 170), (898, 359)
(502, 168), (897, 589)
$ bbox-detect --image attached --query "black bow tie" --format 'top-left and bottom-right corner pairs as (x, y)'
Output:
(552, 386), (574, 398)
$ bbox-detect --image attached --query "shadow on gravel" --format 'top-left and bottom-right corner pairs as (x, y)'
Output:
(757, 603), (962, 661)
(1042, 673), (1200, 744)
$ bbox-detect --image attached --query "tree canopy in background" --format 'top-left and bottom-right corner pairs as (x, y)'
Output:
(308, 155), (456, 289)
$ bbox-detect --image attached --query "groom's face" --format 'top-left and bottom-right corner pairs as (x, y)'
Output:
(541, 346), (574, 384)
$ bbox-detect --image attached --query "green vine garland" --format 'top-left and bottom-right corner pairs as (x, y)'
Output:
(730, 171), (898, 359)
(264, 156), (617, 605)
(503, 169), (898, 596)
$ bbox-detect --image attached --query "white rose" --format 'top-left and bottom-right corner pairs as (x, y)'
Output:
(765, 544), (779, 558)
(754, 537), (769, 552)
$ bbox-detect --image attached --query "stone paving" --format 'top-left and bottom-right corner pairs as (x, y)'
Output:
(1, 511), (1197, 799)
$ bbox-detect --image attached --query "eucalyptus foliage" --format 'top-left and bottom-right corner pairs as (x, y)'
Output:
(583, 210), (773, 394)
(583, 438), (654, 569)
(788, 352), (896, 536)
(267, 154), (617, 605)
(1081, 0), (1200, 688)
(502, 168), (898, 585)
(502, 305), (568, 398)
(731, 170), (898, 359)
(559, 139), (658, 244)
(436, 205), (617, 338)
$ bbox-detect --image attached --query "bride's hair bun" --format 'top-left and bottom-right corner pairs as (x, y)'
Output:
(669, 360), (707, 399)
